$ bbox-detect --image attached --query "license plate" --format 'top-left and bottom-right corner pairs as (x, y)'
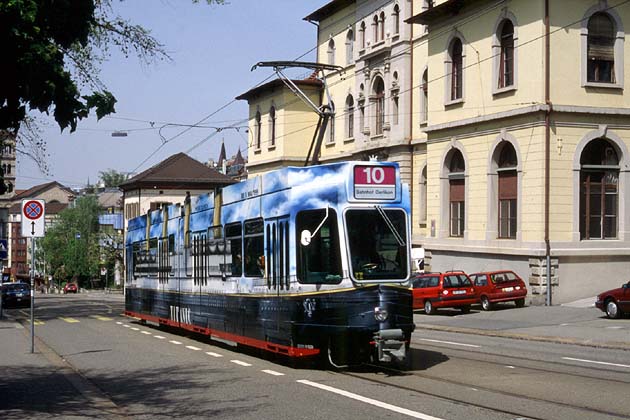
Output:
(503, 287), (514, 292)
(453, 290), (466, 295)
(16, 293), (23, 297)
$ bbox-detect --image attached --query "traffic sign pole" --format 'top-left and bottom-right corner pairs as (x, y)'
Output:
(21, 199), (45, 354)
(30, 237), (35, 353)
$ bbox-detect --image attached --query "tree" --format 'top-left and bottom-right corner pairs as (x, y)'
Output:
(40, 195), (102, 286)
(99, 169), (128, 188)
(0, 0), (223, 187)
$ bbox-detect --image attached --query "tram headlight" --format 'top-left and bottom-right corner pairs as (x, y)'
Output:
(374, 307), (389, 322)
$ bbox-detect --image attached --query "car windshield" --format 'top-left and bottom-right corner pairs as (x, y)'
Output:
(443, 274), (472, 288)
(346, 208), (408, 281)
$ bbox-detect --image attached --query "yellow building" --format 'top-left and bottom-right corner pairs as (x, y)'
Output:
(238, 0), (630, 304)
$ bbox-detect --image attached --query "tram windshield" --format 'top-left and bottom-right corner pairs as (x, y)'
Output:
(346, 208), (408, 281)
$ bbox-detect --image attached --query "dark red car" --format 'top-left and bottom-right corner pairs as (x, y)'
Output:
(595, 281), (630, 319)
(411, 271), (477, 315)
(468, 270), (527, 311)
(63, 283), (78, 294)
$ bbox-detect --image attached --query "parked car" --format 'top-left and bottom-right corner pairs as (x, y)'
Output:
(411, 271), (478, 315)
(1, 282), (31, 308)
(63, 283), (78, 294)
(595, 281), (630, 319)
(469, 270), (527, 311)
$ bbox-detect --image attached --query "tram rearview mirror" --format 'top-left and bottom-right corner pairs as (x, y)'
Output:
(300, 230), (312, 246)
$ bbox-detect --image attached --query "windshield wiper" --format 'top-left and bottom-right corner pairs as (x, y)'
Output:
(375, 206), (405, 247)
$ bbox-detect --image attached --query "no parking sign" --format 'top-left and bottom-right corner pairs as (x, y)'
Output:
(21, 200), (46, 238)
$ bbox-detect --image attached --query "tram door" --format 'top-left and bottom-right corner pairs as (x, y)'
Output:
(265, 217), (290, 331)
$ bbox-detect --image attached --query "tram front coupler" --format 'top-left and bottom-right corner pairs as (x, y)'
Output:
(373, 328), (407, 364)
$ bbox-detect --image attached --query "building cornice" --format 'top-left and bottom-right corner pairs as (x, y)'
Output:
(423, 104), (548, 133)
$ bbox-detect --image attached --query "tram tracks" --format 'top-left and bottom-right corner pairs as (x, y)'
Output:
(335, 350), (630, 420)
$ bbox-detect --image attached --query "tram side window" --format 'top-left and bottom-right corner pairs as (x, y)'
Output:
(296, 209), (342, 284)
(148, 238), (158, 276)
(225, 223), (242, 276)
(244, 219), (264, 277)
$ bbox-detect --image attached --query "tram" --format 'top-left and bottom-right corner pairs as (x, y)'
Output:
(124, 161), (415, 367)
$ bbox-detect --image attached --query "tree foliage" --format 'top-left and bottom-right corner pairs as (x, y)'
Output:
(98, 168), (128, 188)
(40, 195), (102, 285)
(0, 0), (223, 135)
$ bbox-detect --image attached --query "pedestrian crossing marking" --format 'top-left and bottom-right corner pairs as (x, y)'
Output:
(90, 315), (113, 321)
(59, 317), (80, 323)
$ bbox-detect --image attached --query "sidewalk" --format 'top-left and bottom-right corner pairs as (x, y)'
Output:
(413, 302), (630, 350)
(0, 316), (120, 419)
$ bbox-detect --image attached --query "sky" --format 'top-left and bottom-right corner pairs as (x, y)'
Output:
(17, 0), (327, 190)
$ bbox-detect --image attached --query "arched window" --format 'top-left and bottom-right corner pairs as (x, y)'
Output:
(328, 100), (335, 143)
(587, 13), (615, 83)
(419, 166), (427, 223)
(345, 95), (354, 139)
(580, 138), (619, 239)
(255, 110), (262, 149)
(346, 29), (354, 64)
(498, 20), (514, 89)
(497, 142), (518, 238)
(380, 12), (386, 41)
(373, 15), (379, 43)
(373, 77), (385, 135)
(360, 22), (366, 49)
(393, 5), (400, 35)
(421, 68), (428, 123)
(327, 39), (336, 65)
(268, 106), (276, 147)
(448, 150), (465, 237)
(448, 38), (463, 101)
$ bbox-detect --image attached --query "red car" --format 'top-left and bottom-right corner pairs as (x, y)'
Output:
(468, 270), (527, 311)
(595, 281), (630, 319)
(63, 283), (78, 294)
(411, 271), (477, 315)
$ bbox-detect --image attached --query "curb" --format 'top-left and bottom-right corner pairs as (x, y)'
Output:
(414, 323), (630, 351)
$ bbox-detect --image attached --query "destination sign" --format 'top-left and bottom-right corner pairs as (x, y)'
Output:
(353, 165), (396, 200)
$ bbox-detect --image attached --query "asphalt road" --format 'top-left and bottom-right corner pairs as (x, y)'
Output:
(1, 293), (629, 420)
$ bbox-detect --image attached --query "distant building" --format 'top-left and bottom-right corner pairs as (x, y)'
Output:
(7, 182), (76, 283)
(207, 141), (248, 181)
(120, 153), (236, 225)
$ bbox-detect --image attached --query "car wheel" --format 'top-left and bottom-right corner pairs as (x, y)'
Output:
(515, 298), (525, 308)
(606, 299), (622, 319)
(424, 300), (435, 315)
(481, 296), (492, 311)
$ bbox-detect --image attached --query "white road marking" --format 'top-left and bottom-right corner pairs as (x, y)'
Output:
(186, 345), (201, 351)
(169, 340), (182, 345)
(418, 338), (481, 348)
(206, 351), (223, 358)
(140, 331), (152, 335)
(130, 327), (139, 331)
(262, 369), (285, 376)
(605, 326), (623, 329)
(154, 335), (166, 340)
(297, 380), (444, 420)
(230, 360), (252, 366)
(122, 324), (130, 328)
(116, 321), (123, 325)
(505, 366), (515, 369)
(562, 357), (630, 369)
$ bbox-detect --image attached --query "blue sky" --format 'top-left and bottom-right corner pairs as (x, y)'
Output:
(18, 1), (325, 189)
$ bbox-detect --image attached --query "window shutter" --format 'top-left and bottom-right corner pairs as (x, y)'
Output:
(499, 171), (517, 200)
(450, 179), (465, 202)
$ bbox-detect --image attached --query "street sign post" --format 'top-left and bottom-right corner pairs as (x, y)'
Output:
(20, 199), (45, 353)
